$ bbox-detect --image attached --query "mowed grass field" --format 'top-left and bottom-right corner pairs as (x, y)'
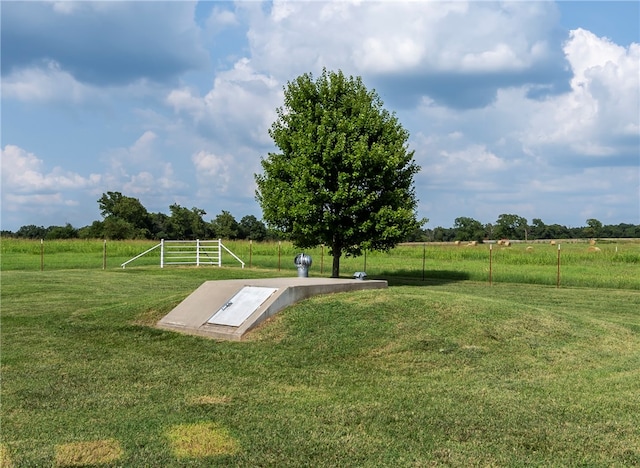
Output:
(1, 239), (639, 466)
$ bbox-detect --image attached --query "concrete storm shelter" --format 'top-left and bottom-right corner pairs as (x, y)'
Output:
(157, 277), (387, 341)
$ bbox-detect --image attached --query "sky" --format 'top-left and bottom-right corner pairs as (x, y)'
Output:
(1, 0), (639, 232)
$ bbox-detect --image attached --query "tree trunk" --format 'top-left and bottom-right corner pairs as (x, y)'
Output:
(331, 252), (341, 278)
(331, 235), (342, 278)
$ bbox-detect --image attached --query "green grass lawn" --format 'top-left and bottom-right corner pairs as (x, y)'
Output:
(2, 263), (639, 466)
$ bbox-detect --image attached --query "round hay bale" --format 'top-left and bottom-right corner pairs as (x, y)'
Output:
(503, 240), (511, 247)
(454, 240), (461, 246)
(526, 246), (533, 252)
(550, 240), (556, 245)
(587, 246), (601, 252)
(468, 241), (477, 246)
(589, 239), (596, 245)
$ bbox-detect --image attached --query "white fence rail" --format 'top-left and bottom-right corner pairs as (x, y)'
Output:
(162, 239), (220, 267)
(121, 239), (244, 269)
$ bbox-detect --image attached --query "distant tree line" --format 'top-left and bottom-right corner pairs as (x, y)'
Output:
(406, 215), (640, 243)
(2, 192), (639, 242)
(3, 192), (272, 241)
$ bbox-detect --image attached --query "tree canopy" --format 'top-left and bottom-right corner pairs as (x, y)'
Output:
(494, 213), (529, 241)
(454, 217), (485, 243)
(255, 69), (420, 277)
(98, 191), (151, 239)
(168, 204), (208, 239)
(76, 192), (269, 241)
(239, 215), (267, 241)
(585, 218), (603, 239)
(211, 210), (239, 239)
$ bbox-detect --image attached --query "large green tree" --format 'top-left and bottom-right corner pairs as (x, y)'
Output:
(256, 69), (420, 277)
(584, 218), (603, 239)
(210, 210), (239, 239)
(453, 217), (485, 242)
(97, 191), (151, 239)
(168, 204), (208, 239)
(238, 215), (267, 241)
(530, 218), (549, 239)
(494, 213), (529, 240)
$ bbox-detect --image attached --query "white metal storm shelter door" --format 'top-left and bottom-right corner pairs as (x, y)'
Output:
(207, 286), (278, 327)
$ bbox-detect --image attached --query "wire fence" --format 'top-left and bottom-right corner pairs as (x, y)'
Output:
(2, 238), (639, 289)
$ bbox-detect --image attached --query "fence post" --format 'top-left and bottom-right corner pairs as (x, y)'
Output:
(196, 239), (200, 266)
(556, 244), (561, 288)
(489, 243), (493, 286)
(160, 239), (165, 268)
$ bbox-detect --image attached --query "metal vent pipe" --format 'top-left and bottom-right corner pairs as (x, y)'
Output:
(294, 253), (313, 277)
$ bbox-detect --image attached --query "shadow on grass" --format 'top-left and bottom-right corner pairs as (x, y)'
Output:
(370, 269), (471, 286)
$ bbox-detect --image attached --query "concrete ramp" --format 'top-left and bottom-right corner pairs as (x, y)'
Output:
(157, 277), (387, 340)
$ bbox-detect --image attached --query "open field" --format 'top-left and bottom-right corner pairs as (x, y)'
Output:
(1, 254), (639, 465)
(2, 238), (640, 289)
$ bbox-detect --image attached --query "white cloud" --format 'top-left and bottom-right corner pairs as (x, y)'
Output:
(0, 145), (102, 228)
(99, 133), (186, 198)
(358, 36), (425, 73)
(442, 145), (508, 172)
(237, 1), (569, 110)
(244, 1), (560, 78)
(524, 29), (639, 160)
(2, 1), (208, 87)
(103, 131), (158, 174)
(407, 23), (639, 227)
(1, 60), (93, 103)
(166, 87), (206, 121)
(129, 131), (157, 161)
(49, 1), (80, 15)
(460, 43), (524, 72)
(270, 0), (296, 22)
(167, 58), (281, 147)
(1, 59), (164, 106)
(162, 59), (283, 211)
(208, 6), (238, 29)
(192, 150), (231, 192)
(120, 164), (182, 196)
(1, 144), (100, 193)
